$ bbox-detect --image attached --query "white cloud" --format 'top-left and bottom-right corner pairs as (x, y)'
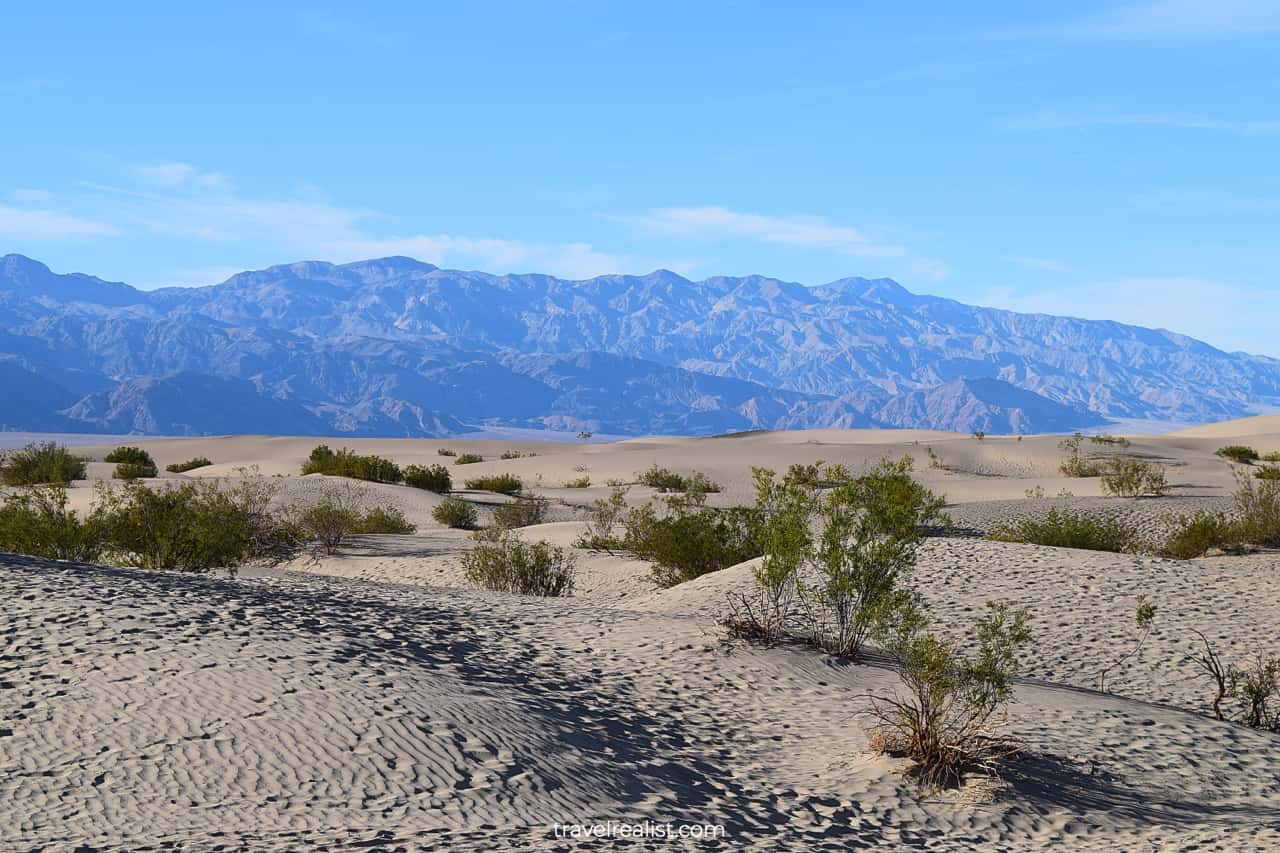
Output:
(1004, 0), (1280, 39)
(338, 235), (636, 280)
(1003, 111), (1280, 135)
(980, 277), (1279, 355)
(1007, 255), (1074, 273)
(627, 205), (909, 258)
(131, 162), (229, 190)
(0, 205), (119, 240)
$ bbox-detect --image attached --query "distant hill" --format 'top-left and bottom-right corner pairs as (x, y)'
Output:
(2, 252), (1275, 437)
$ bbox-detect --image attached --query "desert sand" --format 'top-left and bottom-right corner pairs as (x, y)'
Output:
(4, 418), (1280, 850)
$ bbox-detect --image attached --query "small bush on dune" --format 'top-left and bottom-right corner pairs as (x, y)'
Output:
(1090, 434), (1130, 448)
(636, 464), (721, 494)
(454, 453), (483, 465)
(989, 509), (1135, 553)
(301, 445), (402, 483)
(1100, 457), (1169, 498)
(492, 496), (548, 529)
(108, 447), (158, 480)
(575, 486), (628, 550)
(1058, 435), (1103, 478)
(437, 447), (457, 457)
(1160, 511), (1244, 559)
(99, 480), (258, 572)
(870, 601), (1031, 788)
(1231, 467), (1280, 546)
(0, 485), (107, 562)
(1216, 445), (1260, 465)
(166, 457), (213, 473)
(403, 463), (452, 493)
(351, 505), (416, 535)
(499, 449), (536, 460)
(433, 496), (478, 529)
(0, 442), (88, 486)
(1255, 465), (1280, 481)
(562, 475), (591, 488)
(464, 473), (523, 495)
(629, 504), (762, 589)
(1263, 451), (1280, 463)
(1189, 632), (1280, 731)
(462, 529), (576, 596)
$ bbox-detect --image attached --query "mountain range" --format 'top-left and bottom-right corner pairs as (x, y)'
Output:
(1, 252), (1276, 437)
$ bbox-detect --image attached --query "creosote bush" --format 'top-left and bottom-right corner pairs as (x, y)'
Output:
(1100, 457), (1169, 498)
(433, 496), (478, 529)
(351, 505), (416, 535)
(301, 445), (402, 483)
(636, 465), (721, 494)
(562, 475), (591, 488)
(462, 529), (576, 597)
(492, 496), (548, 529)
(437, 448), (457, 457)
(0, 442), (88, 486)
(107, 447), (158, 480)
(499, 449), (536, 460)
(629, 501), (762, 588)
(574, 486), (628, 550)
(989, 509), (1135, 553)
(0, 485), (107, 562)
(1058, 435), (1103, 478)
(464, 473), (523, 495)
(454, 453), (483, 465)
(870, 601), (1031, 788)
(1189, 631), (1280, 732)
(403, 463), (452, 493)
(1160, 512), (1244, 559)
(1216, 445), (1260, 465)
(166, 457), (213, 473)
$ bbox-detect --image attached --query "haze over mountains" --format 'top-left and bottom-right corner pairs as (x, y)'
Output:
(2, 252), (1277, 438)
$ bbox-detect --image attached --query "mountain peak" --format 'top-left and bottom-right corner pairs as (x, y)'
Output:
(817, 276), (914, 303)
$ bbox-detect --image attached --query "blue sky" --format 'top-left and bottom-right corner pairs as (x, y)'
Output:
(2, 1), (1277, 354)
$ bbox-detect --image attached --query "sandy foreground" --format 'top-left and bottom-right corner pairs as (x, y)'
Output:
(4, 420), (1280, 850)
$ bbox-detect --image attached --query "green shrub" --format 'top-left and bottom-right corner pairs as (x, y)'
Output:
(1090, 434), (1130, 448)
(625, 502), (762, 589)
(403, 463), (452, 493)
(870, 601), (1031, 787)
(454, 453), (483, 465)
(0, 442), (88, 486)
(462, 530), (576, 596)
(301, 445), (402, 483)
(1255, 465), (1280, 481)
(492, 496), (548, 529)
(499, 449), (536, 460)
(989, 509), (1135, 553)
(562, 475), (591, 488)
(636, 464), (721, 494)
(574, 486), (628, 550)
(464, 473), (523, 495)
(351, 505), (416, 535)
(437, 447), (457, 457)
(1100, 457), (1169, 498)
(1161, 512), (1244, 559)
(433, 496), (478, 529)
(166, 457), (213, 473)
(99, 480), (257, 572)
(1216, 445), (1260, 464)
(0, 485), (107, 562)
(109, 447), (158, 480)
(1231, 467), (1280, 546)
(103, 446), (154, 465)
(1058, 434), (1104, 478)
(1263, 451), (1280, 463)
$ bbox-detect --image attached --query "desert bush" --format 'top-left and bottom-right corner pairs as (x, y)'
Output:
(1216, 445), (1260, 464)
(1058, 435), (1103, 478)
(629, 504), (762, 588)
(1189, 632), (1280, 731)
(108, 446), (158, 480)
(574, 486), (628, 550)
(636, 464), (721, 494)
(1100, 457), (1169, 498)
(799, 457), (949, 658)
(0, 442), (88, 486)
(989, 509), (1135, 553)
(492, 496), (548, 529)
(1090, 434), (1131, 448)
(971, 431), (986, 441)
(499, 449), (536, 460)
(1160, 511), (1244, 559)
(1263, 451), (1280, 463)
(403, 463), (452, 493)
(351, 505), (416, 534)
(296, 481), (372, 554)
(1098, 595), (1157, 692)
(870, 601), (1031, 788)
(562, 475), (591, 488)
(454, 453), (483, 465)
(99, 480), (258, 571)
(464, 473), (523, 495)
(1256, 465), (1280, 481)
(166, 457), (213, 473)
(0, 485), (107, 562)
(462, 530), (576, 597)
(1230, 466), (1280, 546)
(301, 445), (402, 483)
(433, 496), (478, 529)
(437, 447), (457, 457)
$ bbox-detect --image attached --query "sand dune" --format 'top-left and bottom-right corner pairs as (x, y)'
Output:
(5, 426), (1280, 849)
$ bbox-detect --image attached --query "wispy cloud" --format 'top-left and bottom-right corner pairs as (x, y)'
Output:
(130, 162), (230, 190)
(1003, 0), (1280, 40)
(337, 235), (636, 280)
(8, 188), (53, 203)
(1007, 255), (1074, 273)
(0, 205), (119, 240)
(626, 205), (909, 258)
(1002, 111), (1280, 135)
